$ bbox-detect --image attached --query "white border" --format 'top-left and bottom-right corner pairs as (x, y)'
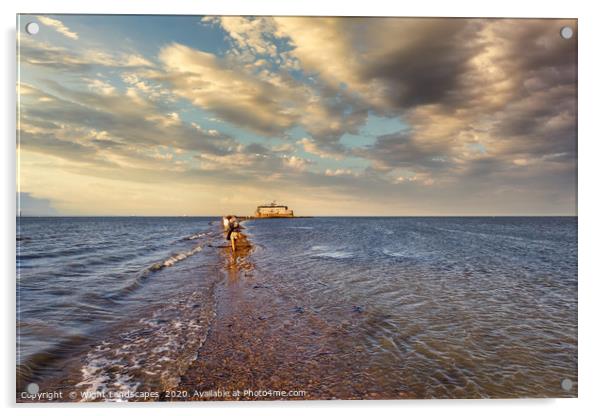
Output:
(2, 1), (601, 415)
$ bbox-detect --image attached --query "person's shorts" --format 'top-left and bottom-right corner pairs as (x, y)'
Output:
(230, 231), (241, 240)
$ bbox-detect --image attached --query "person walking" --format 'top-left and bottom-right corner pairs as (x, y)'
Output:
(225, 215), (242, 252)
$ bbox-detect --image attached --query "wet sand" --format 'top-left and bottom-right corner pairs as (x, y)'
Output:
(176, 228), (414, 401)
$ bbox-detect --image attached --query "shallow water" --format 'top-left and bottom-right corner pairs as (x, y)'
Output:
(17, 216), (222, 395)
(245, 217), (578, 398)
(16, 216), (577, 399)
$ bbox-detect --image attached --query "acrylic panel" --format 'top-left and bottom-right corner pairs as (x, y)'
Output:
(16, 15), (577, 402)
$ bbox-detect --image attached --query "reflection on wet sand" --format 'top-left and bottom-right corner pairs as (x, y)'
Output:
(223, 233), (254, 281)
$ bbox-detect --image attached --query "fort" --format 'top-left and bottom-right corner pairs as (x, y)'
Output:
(254, 202), (294, 218)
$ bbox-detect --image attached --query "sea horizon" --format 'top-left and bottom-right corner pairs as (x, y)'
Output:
(16, 214), (579, 218)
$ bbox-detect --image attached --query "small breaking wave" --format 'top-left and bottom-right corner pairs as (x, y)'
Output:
(310, 245), (353, 259)
(75, 289), (217, 401)
(109, 243), (209, 299)
(182, 231), (210, 241)
(382, 248), (406, 257)
(315, 251), (354, 259)
(147, 244), (204, 272)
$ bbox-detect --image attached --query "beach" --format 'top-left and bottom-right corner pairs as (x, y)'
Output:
(17, 216), (577, 401)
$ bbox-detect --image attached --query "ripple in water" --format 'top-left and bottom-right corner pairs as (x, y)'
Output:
(246, 216), (578, 398)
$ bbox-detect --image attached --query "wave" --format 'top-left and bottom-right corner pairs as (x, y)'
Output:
(108, 243), (207, 300)
(310, 245), (353, 259)
(182, 231), (211, 241)
(147, 244), (204, 272)
(314, 251), (354, 259)
(382, 248), (406, 257)
(75, 289), (217, 400)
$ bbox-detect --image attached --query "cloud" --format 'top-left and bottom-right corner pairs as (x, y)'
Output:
(17, 17), (577, 215)
(206, 16), (575, 175)
(87, 79), (116, 95)
(325, 168), (356, 177)
(17, 192), (59, 216)
(37, 16), (78, 40)
(18, 81), (238, 173)
(359, 130), (452, 173)
(283, 155), (311, 171)
(202, 16), (280, 58)
(158, 43), (297, 136)
(157, 42), (365, 144)
(298, 137), (345, 160)
(293, 18), (578, 191)
(273, 17), (484, 111)
(18, 78), (316, 195)
(19, 37), (154, 71)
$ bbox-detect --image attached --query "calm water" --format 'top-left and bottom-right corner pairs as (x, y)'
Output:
(17, 216), (577, 398)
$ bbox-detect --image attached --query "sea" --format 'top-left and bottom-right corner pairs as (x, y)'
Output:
(16, 216), (577, 399)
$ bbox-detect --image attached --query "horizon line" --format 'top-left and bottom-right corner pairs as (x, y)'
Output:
(16, 214), (578, 218)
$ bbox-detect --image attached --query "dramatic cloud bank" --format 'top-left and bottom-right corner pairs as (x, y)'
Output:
(17, 16), (577, 215)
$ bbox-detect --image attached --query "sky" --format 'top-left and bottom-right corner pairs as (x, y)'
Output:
(17, 15), (577, 216)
